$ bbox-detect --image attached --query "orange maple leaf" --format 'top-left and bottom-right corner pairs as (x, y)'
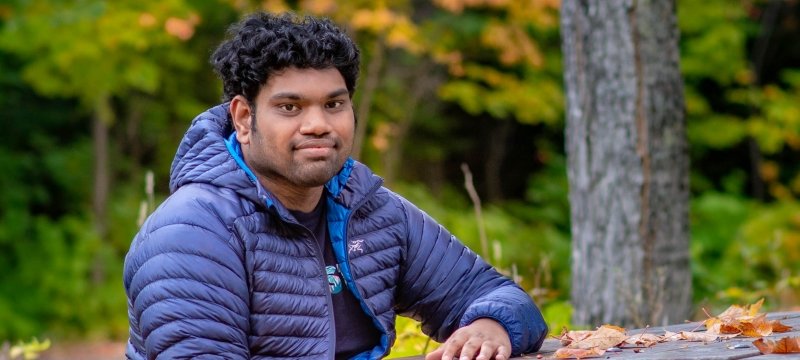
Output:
(704, 298), (763, 329)
(770, 320), (793, 333)
(753, 336), (800, 354)
(739, 314), (774, 337)
(703, 298), (792, 337)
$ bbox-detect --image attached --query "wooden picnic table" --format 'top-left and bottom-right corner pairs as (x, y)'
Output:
(395, 311), (800, 360)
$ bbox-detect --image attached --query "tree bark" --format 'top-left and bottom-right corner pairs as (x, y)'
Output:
(92, 94), (112, 240)
(484, 119), (512, 202)
(92, 94), (113, 284)
(382, 60), (440, 186)
(561, 0), (691, 327)
(353, 39), (385, 160)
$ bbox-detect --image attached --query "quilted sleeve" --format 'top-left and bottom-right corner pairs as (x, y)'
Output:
(123, 188), (250, 360)
(393, 196), (547, 355)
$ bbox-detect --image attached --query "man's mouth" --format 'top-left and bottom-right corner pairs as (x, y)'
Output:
(295, 139), (336, 158)
(295, 139), (336, 150)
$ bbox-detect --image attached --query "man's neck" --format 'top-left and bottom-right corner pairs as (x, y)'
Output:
(258, 175), (324, 212)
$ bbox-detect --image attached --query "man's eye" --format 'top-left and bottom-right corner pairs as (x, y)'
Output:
(279, 104), (299, 112)
(326, 101), (344, 109)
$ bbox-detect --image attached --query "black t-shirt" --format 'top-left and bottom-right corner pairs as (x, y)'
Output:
(290, 200), (382, 359)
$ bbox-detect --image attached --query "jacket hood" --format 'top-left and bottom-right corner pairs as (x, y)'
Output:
(169, 103), (383, 212)
(169, 103), (260, 203)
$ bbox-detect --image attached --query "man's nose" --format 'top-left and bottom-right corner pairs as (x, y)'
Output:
(299, 106), (331, 135)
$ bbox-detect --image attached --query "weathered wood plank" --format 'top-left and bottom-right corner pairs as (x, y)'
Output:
(618, 340), (761, 360)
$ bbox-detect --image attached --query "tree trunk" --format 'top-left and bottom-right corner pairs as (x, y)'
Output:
(126, 95), (144, 181)
(92, 95), (112, 240)
(484, 119), (512, 202)
(92, 94), (113, 284)
(352, 39), (385, 160)
(382, 61), (440, 186)
(561, 0), (691, 327)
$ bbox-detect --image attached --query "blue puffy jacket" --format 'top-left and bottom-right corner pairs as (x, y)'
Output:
(123, 104), (548, 359)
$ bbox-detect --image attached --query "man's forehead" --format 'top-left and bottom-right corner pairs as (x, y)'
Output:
(260, 67), (347, 99)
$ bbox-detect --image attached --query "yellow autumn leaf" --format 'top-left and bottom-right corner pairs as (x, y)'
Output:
(739, 314), (774, 337)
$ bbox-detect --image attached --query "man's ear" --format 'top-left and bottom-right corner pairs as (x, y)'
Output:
(230, 95), (253, 145)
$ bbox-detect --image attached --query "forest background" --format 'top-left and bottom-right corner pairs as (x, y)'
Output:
(1, 0), (800, 356)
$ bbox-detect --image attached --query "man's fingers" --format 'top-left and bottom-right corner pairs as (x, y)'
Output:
(474, 341), (498, 360)
(429, 341), (510, 360)
(432, 332), (468, 360)
(439, 332), (468, 360)
(457, 338), (483, 360)
(428, 318), (512, 360)
(425, 346), (444, 360)
(495, 345), (510, 360)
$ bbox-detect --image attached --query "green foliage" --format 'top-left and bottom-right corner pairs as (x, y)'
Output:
(691, 191), (800, 313)
(690, 192), (752, 304)
(678, 0), (752, 86)
(0, 0), (201, 107)
(387, 317), (438, 358)
(679, 0), (800, 200)
(542, 301), (574, 334)
(427, 2), (564, 126)
(2, 337), (50, 360)
(0, 197), (134, 340)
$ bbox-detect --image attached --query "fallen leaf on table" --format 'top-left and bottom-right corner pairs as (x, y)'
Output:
(663, 330), (733, 342)
(566, 325), (628, 350)
(554, 347), (606, 359)
(703, 298), (792, 337)
(752, 336), (800, 354)
(624, 333), (663, 347)
(704, 298), (762, 333)
(662, 331), (682, 342)
(770, 320), (793, 332)
(739, 314), (774, 337)
(554, 325), (627, 358)
(558, 329), (594, 346)
(719, 298), (764, 320)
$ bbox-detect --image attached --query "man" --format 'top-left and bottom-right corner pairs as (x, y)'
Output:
(124, 12), (547, 360)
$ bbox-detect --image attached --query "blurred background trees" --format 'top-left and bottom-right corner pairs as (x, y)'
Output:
(0, 0), (799, 353)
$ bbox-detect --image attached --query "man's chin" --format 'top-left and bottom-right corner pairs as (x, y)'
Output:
(292, 163), (341, 187)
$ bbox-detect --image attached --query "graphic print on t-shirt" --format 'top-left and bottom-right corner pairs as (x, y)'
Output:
(326, 265), (343, 294)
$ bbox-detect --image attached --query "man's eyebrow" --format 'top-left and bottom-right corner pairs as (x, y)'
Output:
(270, 92), (303, 101)
(268, 88), (349, 101)
(327, 88), (349, 99)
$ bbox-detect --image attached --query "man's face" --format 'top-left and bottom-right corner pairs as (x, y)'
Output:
(235, 67), (355, 189)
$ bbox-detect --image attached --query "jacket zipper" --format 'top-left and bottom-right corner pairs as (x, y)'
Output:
(285, 211), (336, 360)
(313, 230), (337, 360)
(338, 180), (389, 357)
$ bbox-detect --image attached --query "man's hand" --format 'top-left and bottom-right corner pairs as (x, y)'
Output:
(425, 318), (512, 360)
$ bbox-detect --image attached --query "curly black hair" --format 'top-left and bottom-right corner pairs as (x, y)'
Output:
(210, 12), (360, 103)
